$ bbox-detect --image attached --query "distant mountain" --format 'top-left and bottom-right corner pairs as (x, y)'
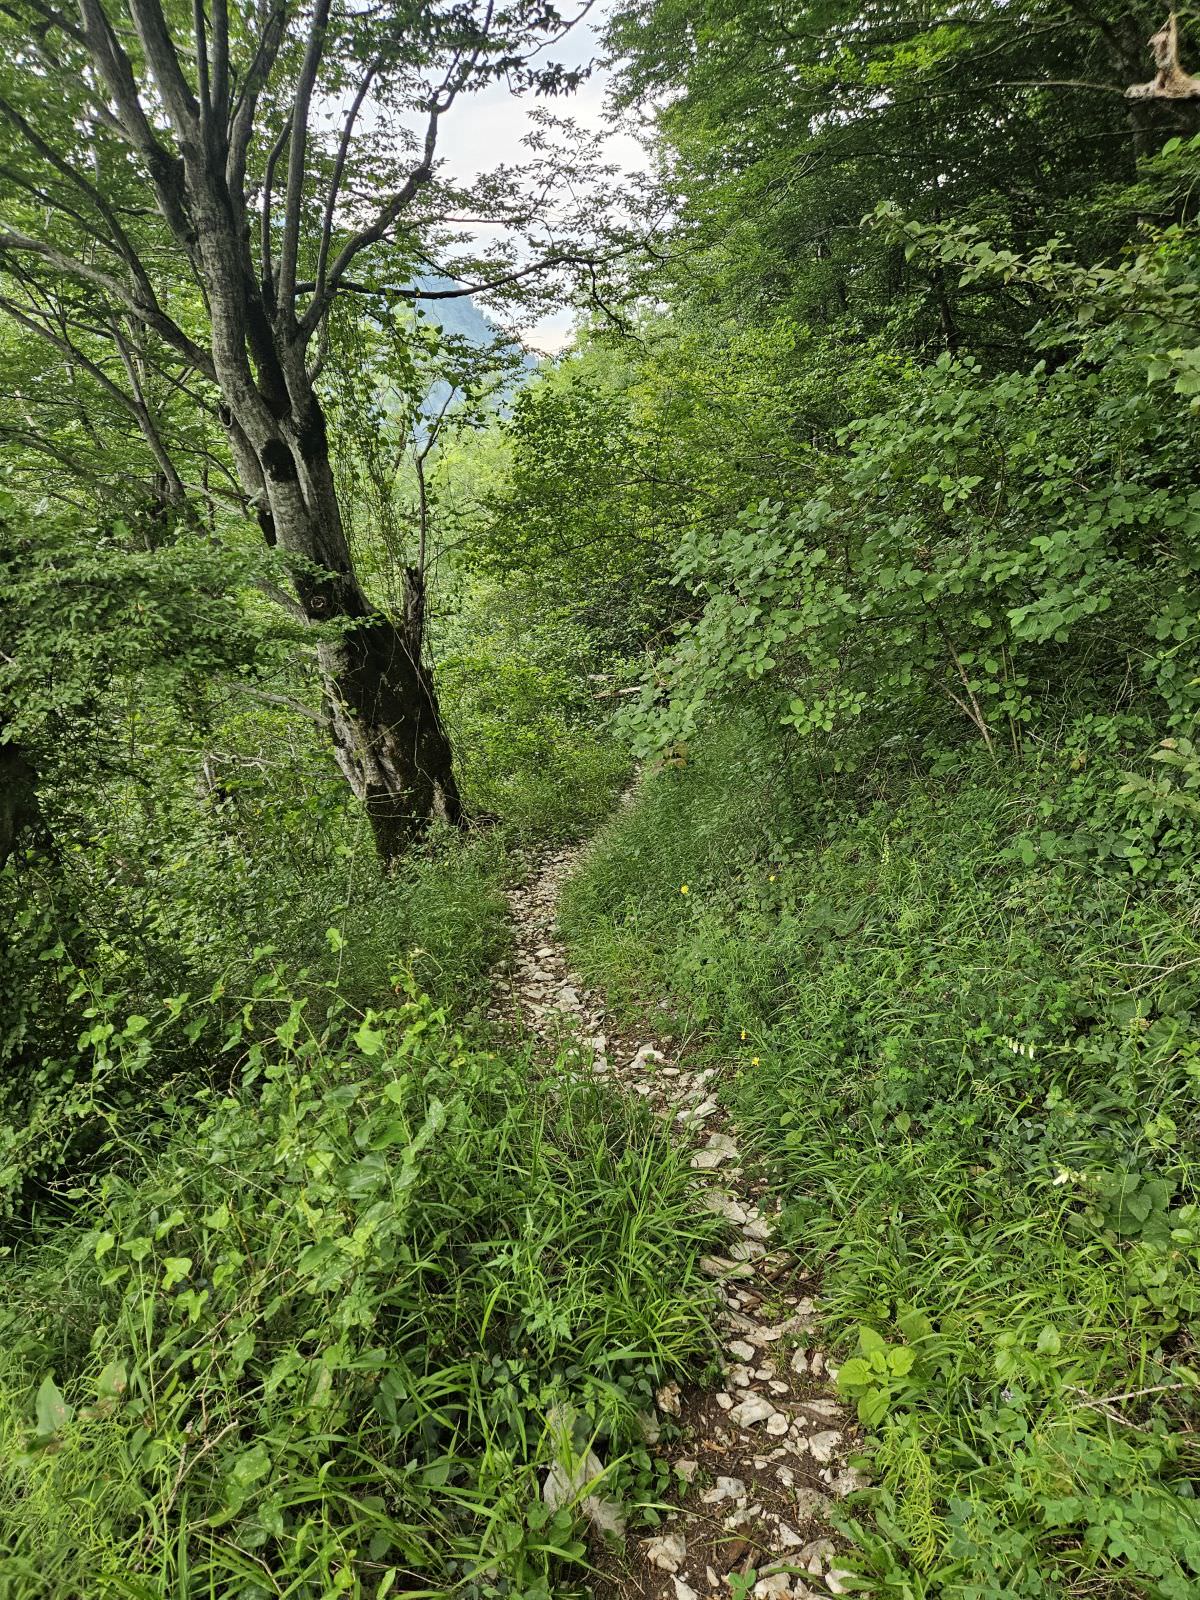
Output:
(411, 275), (538, 420)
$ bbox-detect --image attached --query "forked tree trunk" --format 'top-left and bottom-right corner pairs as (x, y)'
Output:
(41, 0), (471, 864)
(189, 216), (463, 865)
(222, 376), (464, 865)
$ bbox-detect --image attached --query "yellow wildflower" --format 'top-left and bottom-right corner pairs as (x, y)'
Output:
(680, 884), (689, 895)
(751, 1056), (761, 1066)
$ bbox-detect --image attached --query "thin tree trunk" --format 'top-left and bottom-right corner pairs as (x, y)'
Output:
(0, 736), (46, 869)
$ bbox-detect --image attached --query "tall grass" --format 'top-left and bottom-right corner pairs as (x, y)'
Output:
(561, 724), (1200, 1598)
(0, 981), (723, 1598)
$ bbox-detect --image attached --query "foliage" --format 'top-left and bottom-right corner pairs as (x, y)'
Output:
(0, 981), (722, 1598)
(626, 344), (1200, 789)
(561, 727), (1200, 1597)
(0, 493), (614, 1223)
(605, 0), (1183, 350)
(472, 313), (893, 672)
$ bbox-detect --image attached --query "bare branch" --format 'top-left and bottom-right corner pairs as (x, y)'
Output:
(297, 104), (439, 340)
(0, 227), (214, 376)
(110, 315), (185, 499)
(228, 0), (288, 200)
(0, 93), (157, 302)
(125, 0), (200, 136)
(210, 0), (230, 129)
(260, 110), (293, 310)
(277, 0), (332, 317)
(313, 55), (381, 304)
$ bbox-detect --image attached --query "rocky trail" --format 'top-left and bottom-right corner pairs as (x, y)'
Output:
(494, 835), (866, 1600)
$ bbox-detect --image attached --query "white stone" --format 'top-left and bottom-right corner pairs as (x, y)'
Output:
(765, 1412), (790, 1437)
(542, 1459), (625, 1539)
(678, 1098), (718, 1122)
(701, 1255), (754, 1280)
(794, 1487), (832, 1519)
(674, 1457), (699, 1483)
(808, 1430), (842, 1464)
(700, 1190), (749, 1224)
(728, 1394), (777, 1427)
(752, 1574), (793, 1598)
(701, 1475), (746, 1505)
(829, 1466), (870, 1497)
(656, 1381), (683, 1417)
(673, 1580), (699, 1600)
(691, 1134), (739, 1170)
(799, 1538), (835, 1575)
(645, 1532), (687, 1573)
(631, 1044), (666, 1070)
(728, 1339), (756, 1363)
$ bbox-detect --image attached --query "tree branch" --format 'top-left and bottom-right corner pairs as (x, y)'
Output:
(0, 227), (214, 377)
(228, 0), (289, 200)
(312, 55), (381, 305)
(126, 0), (201, 137)
(277, 0), (332, 318)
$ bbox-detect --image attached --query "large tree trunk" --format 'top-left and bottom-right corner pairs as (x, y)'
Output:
(186, 207), (462, 864)
(324, 614), (464, 862)
(227, 376), (465, 865)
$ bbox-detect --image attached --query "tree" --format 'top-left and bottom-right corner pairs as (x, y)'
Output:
(0, 0), (588, 862)
(605, 0), (1200, 357)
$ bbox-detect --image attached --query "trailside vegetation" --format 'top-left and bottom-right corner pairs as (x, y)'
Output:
(4, 0), (1200, 1595)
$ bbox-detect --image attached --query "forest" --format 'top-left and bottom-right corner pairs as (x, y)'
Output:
(3, 0), (1200, 1595)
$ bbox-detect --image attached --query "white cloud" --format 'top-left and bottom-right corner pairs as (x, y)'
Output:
(431, 3), (647, 352)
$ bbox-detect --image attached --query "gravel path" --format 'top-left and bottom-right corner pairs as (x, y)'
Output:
(495, 838), (866, 1600)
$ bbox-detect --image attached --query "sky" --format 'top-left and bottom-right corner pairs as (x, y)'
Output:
(431, 2), (649, 355)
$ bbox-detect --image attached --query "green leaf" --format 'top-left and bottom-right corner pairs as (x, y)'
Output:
(858, 1325), (887, 1358)
(97, 1362), (127, 1402)
(35, 1374), (71, 1439)
(355, 1019), (386, 1057)
(836, 1357), (873, 1390)
(858, 1386), (890, 1426)
(162, 1255), (192, 1290)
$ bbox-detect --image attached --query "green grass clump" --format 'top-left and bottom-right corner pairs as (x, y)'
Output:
(561, 724), (1200, 1598)
(0, 978), (722, 1599)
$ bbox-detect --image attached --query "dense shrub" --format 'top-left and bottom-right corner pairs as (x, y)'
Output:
(0, 982), (722, 1598)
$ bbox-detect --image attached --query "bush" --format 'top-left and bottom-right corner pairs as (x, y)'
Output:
(0, 979), (722, 1599)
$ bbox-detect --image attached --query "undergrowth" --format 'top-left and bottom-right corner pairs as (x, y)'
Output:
(560, 722), (1200, 1599)
(0, 978), (721, 1599)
